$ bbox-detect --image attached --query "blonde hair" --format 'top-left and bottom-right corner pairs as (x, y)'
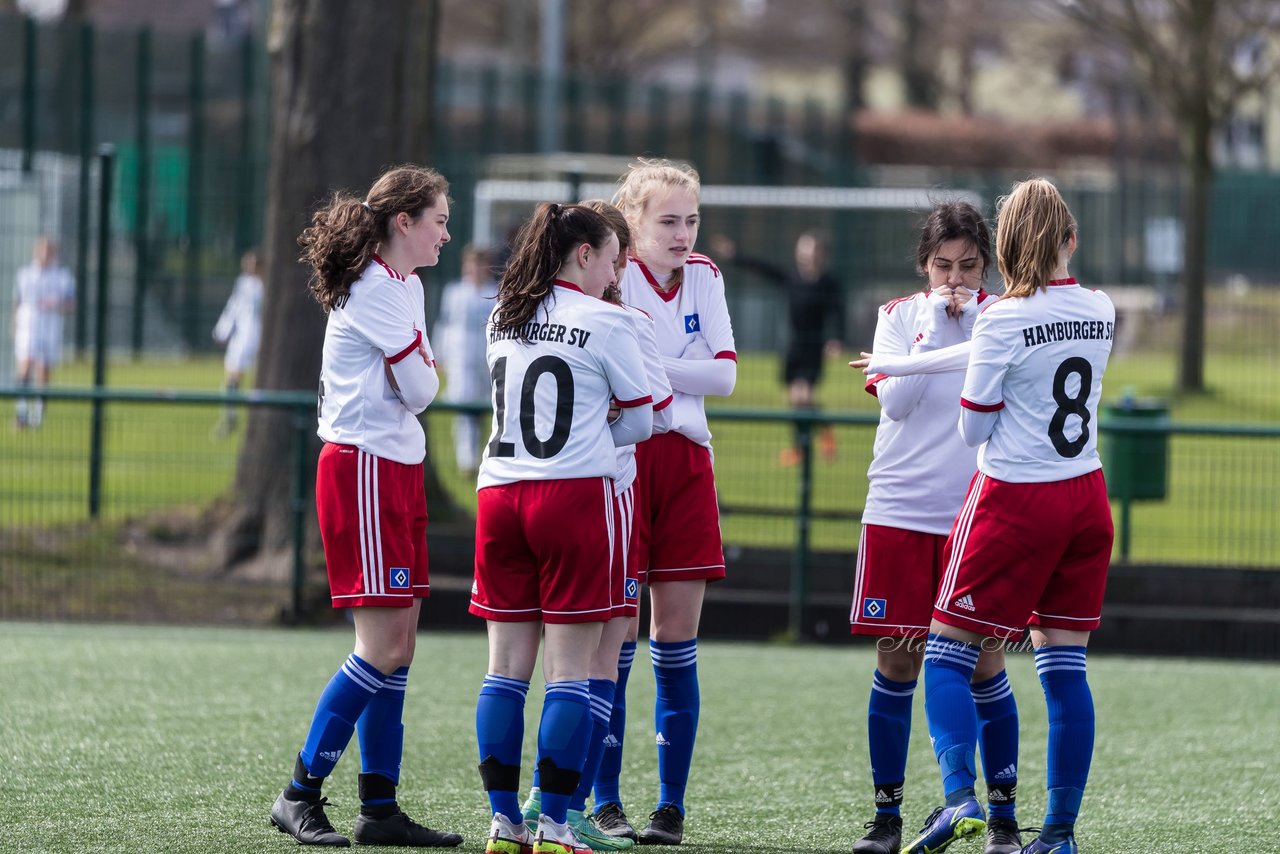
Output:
(613, 158), (701, 290)
(995, 177), (1076, 299)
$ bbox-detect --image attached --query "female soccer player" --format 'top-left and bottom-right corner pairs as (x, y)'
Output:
(269, 164), (462, 849)
(211, 248), (264, 437)
(850, 201), (1023, 854)
(592, 158), (737, 846)
(470, 202), (654, 854)
(12, 236), (74, 429)
(903, 178), (1115, 854)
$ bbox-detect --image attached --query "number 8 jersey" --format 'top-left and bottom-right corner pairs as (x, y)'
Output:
(961, 279), (1115, 483)
(478, 282), (653, 489)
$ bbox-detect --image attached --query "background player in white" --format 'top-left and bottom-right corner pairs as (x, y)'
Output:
(904, 178), (1115, 854)
(211, 248), (264, 438)
(518, 200), (674, 852)
(12, 235), (74, 429)
(433, 244), (498, 473)
(850, 202), (1023, 854)
(270, 164), (462, 849)
(470, 202), (653, 854)
(592, 158), (736, 847)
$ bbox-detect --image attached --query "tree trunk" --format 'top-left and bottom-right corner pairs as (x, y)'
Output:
(215, 0), (451, 577)
(1178, 115), (1211, 393)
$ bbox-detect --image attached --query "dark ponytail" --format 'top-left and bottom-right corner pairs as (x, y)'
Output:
(299, 164), (450, 311)
(492, 202), (614, 337)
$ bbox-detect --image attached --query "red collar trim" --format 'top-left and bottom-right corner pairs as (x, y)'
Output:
(553, 279), (584, 294)
(372, 255), (405, 281)
(632, 256), (680, 302)
(1047, 277), (1078, 287)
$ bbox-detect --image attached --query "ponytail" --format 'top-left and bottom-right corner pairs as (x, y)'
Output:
(493, 202), (614, 338)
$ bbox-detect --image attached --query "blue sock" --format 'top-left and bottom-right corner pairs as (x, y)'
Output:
(594, 641), (635, 807)
(297, 654), (387, 782)
(651, 639), (699, 815)
(357, 666), (408, 792)
(923, 634), (980, 803)
(971, 670), (1019, 820)
(537, 680), (593, 824)
(1036, 646), (1092, 841)
(569, 679), (616, 812)
(476, 673), (530, 823)
(867, 670), (916, 817)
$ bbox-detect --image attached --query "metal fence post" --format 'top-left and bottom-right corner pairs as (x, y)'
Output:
(74, 21), (95, 357)
(789, 418), (814, 640)
(89, 145), (115, 519)
(183, 32), (206, 348)
(132, 27), (151, 358)
(290, 405), (310, 621)
(21, 16), (36, 174)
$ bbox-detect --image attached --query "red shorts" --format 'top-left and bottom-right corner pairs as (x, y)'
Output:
(613, 482), (640, 619)
(935, 469), (1114, 639)
(849, 525), (947, 638)
(634, 432), (726, 584)
(471, 477), (620, 624)
(315, 443), (429, 608)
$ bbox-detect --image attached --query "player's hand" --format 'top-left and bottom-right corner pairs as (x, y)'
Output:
(957, 290), (980, 338)
(931, 285), (955, 318)
(951, 285), (975, 312)
(849, 352), (873, 373)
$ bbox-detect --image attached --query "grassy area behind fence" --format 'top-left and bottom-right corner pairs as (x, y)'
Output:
(1, 346), (1277, 566)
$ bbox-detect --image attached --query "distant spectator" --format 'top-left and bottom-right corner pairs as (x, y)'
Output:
(712, 230), (845, 464)
(12, 236), (74, 429)
(211, 248), (264, 438)
(433, 244), (498, 473)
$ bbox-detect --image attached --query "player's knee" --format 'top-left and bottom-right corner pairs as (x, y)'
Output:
(876, 644), (923, 682)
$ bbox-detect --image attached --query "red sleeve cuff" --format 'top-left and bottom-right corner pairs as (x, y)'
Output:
(615, 394), (654, 409)
(961, 397), (1004, 412)
(864, 373), (888, 398)
(387, 330), (423, 365)
(713, 351), (737, 361)
(653, 394), (673, 412)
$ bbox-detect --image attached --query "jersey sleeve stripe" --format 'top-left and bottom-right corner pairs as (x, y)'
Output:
(386, 329), (423, 364)
(864, 373), (888, 397)
(960, 397), (1004, 412)
(713, 351), (737, 361)
(653, 394), (674, 412)
(615, 394), (654, 409)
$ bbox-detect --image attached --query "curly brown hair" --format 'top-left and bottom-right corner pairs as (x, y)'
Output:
(299, 164), (450, 311)
(492, 203), (615, 338)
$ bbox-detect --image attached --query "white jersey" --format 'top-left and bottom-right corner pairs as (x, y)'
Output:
(619, 253), (735, 447)
(613, 304), (674, 496)
(433, 276), (497, 402)
(317, 257), (435, 465)
(863, 288), (998, 535)
(478, 282), (653, 489)
(212, 273), (264, 372)
(963, 279), (1115, 483)
(13, 262), (74, 364)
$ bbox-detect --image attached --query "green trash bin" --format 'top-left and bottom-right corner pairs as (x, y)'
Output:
(1101, 398), (1169, 501)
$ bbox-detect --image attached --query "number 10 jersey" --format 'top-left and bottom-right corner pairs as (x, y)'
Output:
(477, 282), (653, 489)
(961, 279), (1116, 483)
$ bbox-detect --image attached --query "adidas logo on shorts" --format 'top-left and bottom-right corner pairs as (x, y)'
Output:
(954, 594), (976, 612)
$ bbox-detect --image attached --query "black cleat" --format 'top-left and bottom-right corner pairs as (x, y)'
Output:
(853, 813), (903, 853)
(352, 809), (463, 847)
(983, 818), (1023, 854)
(271, 792), (351, 847)
(637, 805), (683, 846)
(593, 803), (639, 842)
